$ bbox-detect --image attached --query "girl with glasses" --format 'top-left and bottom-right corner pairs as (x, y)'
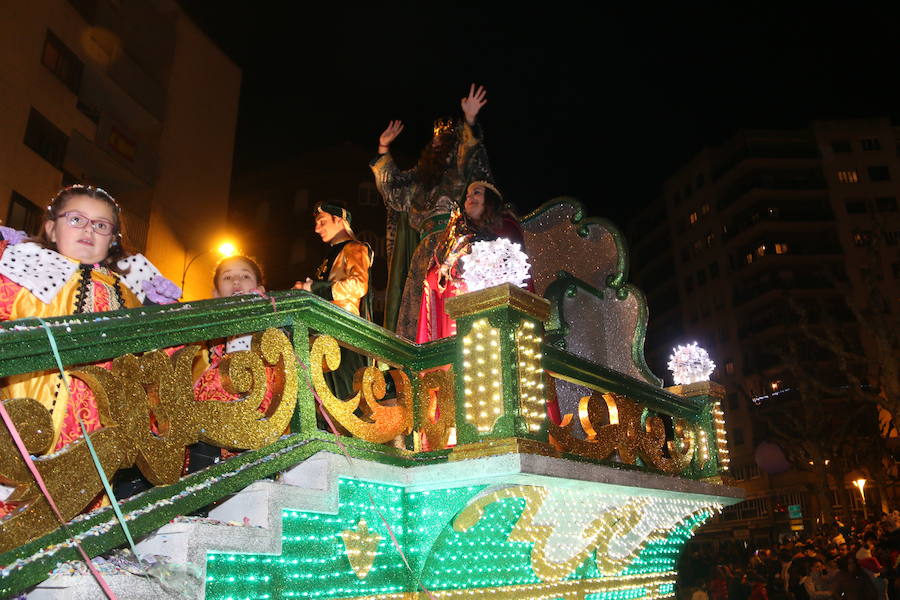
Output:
(0, 185), (179, 515)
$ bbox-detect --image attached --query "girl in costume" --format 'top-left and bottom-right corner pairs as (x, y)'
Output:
(415, 180), (530, 343)
(194, 254), (272, 407)
(0, 185), (179, 453)
(188, 255), (277, 470)
(0, 185), (178, 514)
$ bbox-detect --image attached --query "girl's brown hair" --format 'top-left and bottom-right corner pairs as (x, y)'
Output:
(469, 186), (506, 233)
(213, 255), (265, 290)
(33, 185), (130, 271)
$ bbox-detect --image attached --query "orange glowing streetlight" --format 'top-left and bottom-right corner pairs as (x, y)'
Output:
(217, 241), (237, 258)
(853, 478), (868, 519)
(181, 240), (239, 296)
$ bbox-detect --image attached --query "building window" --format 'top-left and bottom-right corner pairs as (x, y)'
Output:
(831, 140), (852, 153)
(75, 99), (100, 124)
(693, 239), (703, 252)
(689, 211), (698, 225)
(845, 199), (867, 214)
(701, 203), (711, 216)
(853, 230), (873, 247)
(41, 30), (83, 94)
(68, 0), (98, 22)
(756, 244), (767, 257)
(706, 232), (716, 247)
(697, 269), (707, 285)
(774, 243), (789, 254)
(884, 231), (900, 246)
(108, 126), (136, 161)
(709, 262), (720, 279)
(861, 137), (882, 151)
(23, 108), (68, 170)
(725, 360), (734, 375)
(727, 392), (740, 410)
(868, 165), (891, 181)
(837, 170), (860, 183)
(892, 262), (900, 279)
(745, 253), (754, 265)
(876, 196), (898, 212)
(6, 192), (42, 235)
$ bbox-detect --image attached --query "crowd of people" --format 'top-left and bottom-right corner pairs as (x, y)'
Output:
(679, 514), (900, 600)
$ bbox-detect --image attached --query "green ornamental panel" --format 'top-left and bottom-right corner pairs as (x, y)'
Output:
(206, 477), (720, 600)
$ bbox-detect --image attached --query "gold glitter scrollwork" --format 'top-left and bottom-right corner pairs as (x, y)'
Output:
(309, 335), (411, 443)
(199, 329), (297, 449)
(418, 368), (456, 451)
(0, 328), (297, 552)
(548, 392), (696, 474)
(666, 417), (697, 471)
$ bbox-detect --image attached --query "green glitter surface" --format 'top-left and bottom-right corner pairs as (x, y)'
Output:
(205, 479), (715, 599)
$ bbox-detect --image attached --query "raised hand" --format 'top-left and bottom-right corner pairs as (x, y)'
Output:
(379, 120), (404, 149)
(461, 84), (487, 125)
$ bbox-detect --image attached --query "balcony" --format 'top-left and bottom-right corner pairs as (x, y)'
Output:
(712, 138), (820, 181)
(64, 129), (155, 189)
(723, 200), (835, 243)
(717, 170), (827, 212)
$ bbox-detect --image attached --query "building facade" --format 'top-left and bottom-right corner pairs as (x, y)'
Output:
(0, 0), (241, 299)
(629, 118), (900, 546)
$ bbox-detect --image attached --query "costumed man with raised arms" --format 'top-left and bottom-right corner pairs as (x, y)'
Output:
(371, 84), (493, 339)
(295, 202), (374, 397)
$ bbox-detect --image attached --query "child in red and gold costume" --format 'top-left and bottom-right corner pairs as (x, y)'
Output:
(0, 185), (178, 512)
(416, 180), (531, 343)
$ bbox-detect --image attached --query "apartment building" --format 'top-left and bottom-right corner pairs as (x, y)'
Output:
(630, 118), (900, 544)
(0, 0), (241, 299)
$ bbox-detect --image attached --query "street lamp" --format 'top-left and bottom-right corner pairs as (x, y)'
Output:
(853, 478), (867, 520)
(181, 240), (238, 298)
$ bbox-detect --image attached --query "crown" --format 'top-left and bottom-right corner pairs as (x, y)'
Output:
(432, 117), (456, 137)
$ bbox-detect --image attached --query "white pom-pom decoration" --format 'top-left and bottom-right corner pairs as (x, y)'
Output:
(460, 238), (531, 292)
(667, 342), (716, 385)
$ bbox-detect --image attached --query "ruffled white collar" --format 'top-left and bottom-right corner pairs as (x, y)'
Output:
(0, 242), (161, 304)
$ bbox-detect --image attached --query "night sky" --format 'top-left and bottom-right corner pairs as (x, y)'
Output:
(180, 2), (900, 226)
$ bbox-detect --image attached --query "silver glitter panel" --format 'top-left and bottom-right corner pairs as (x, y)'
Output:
(521, 203), (619, 296)
(560, 287), (651, 383)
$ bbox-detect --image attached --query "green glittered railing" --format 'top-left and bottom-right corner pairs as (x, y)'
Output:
(0, 288), (724, 597)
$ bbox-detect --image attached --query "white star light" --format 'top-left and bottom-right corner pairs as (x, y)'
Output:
(460, 238), (531, 292)
(667, 342), (715, 385)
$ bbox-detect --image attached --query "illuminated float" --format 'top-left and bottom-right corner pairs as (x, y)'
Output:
(0, 199), (741, 599)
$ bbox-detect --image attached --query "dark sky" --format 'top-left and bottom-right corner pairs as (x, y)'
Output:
(180, 2), (900, 226)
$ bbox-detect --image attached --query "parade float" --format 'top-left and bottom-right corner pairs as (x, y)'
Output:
(0, 199), (741, 599)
